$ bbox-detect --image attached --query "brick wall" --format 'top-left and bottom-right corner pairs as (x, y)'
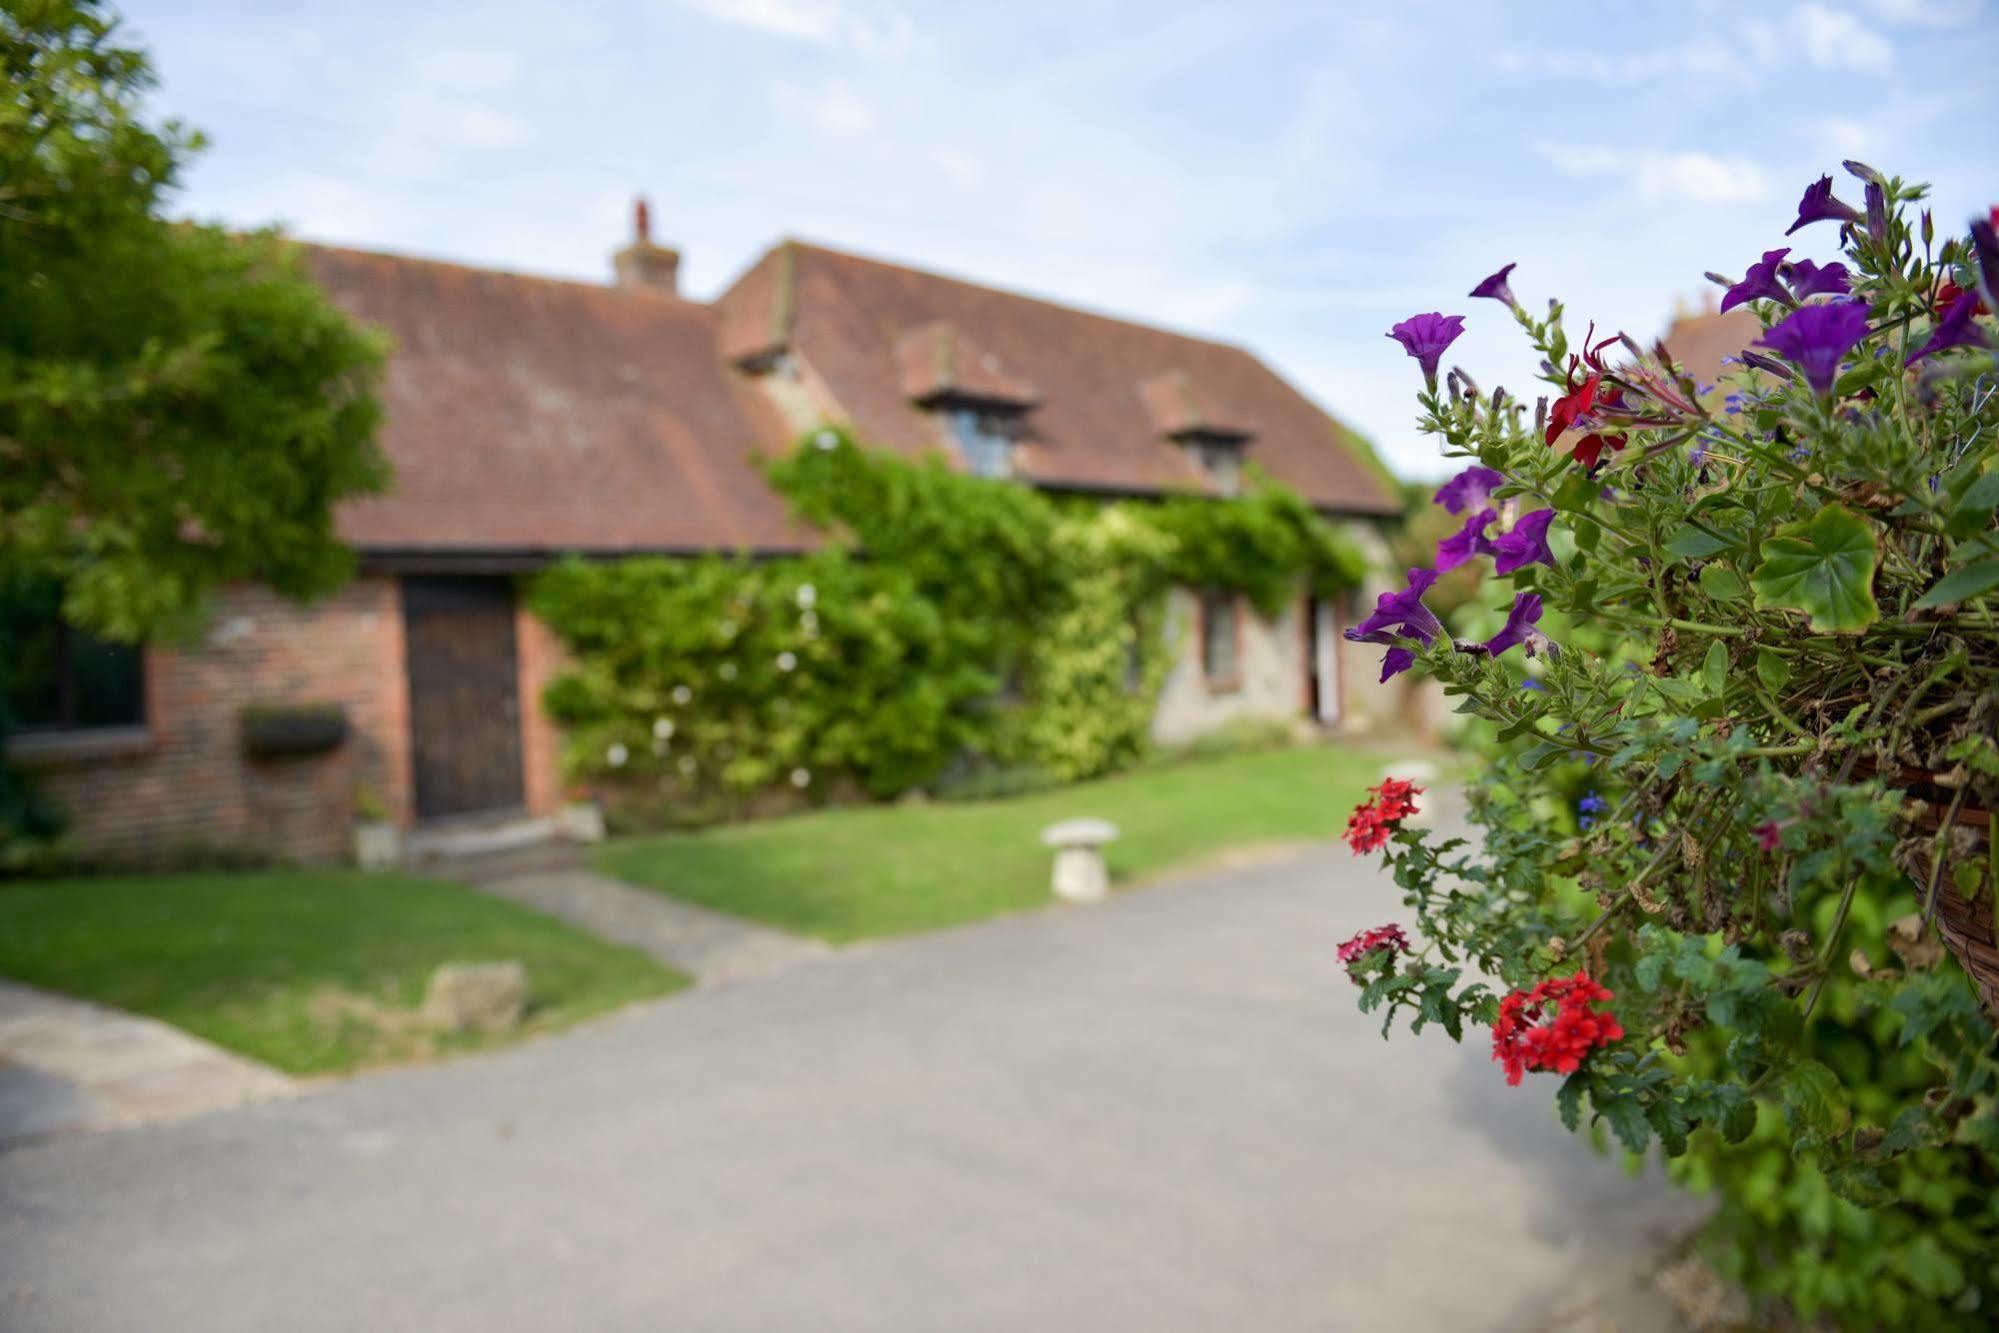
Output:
(515, 600), (569, 819)
(18, 578), (412, 864)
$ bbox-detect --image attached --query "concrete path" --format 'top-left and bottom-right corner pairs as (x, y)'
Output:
(0, 842), (1697, 1331)
(470, 866), (827, 984)
(0, 980), (294, 1149)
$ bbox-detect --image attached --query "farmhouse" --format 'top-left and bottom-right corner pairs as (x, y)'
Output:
(9, 207), (1404, 861)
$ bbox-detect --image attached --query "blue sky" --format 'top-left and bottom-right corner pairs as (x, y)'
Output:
(128, 0), (1999, 478)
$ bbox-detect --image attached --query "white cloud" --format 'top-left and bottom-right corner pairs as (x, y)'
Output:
(1815, 115), (1878, 157)
(675, 0), (844, 42)
(1864, 0), (1985, 25)
(432, 100), (533, 150)
(770, 78), (875, 133)
(1794, 3), (1896, 72)
(1538, 145), (1770, 204)
(421, 49), (519, 91)
(1491, 37), (1753, 85)
(672, 0), (913, 54)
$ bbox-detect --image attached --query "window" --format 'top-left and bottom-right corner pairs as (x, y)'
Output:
(1, 579), (145, 734)
(1182, 434), (1244, 496)
(1199, 591), (1240, 691)
(945, 406), (1016, 479)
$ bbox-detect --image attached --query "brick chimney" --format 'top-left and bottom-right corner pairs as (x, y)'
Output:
(612, 196), (680, 295)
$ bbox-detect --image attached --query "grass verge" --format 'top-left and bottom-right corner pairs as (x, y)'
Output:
(0, 869), (688, 1075)
(597, 742), (1389, 943)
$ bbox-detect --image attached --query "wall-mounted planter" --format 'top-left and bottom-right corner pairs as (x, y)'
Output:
(240, 702), (348, 759)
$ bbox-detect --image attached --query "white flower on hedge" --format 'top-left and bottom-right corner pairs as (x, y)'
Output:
(812, 429), (839, 451)
(653, 717), (674, 740)
(719, 662), (738, 681)
(606, 742), (629, 768)
(719, 618), (738, 639)
(678, 756), (697, 778)
(790, 767), (811, 788)
(776, 651), (797, 672)
(671, 685), (692, 705)
(796, 583), (817, 610)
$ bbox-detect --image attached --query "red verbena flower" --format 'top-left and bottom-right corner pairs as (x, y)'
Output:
(1344, 777), (1424, 854)
(1336, 924), (1411, 982)
(1753, 820), (1782, 852)
(1491, 971), (1624, 1086)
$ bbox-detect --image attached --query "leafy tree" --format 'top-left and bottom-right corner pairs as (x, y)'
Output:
(0, 0), (388, 641)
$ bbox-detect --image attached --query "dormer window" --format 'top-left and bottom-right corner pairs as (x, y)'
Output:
(1138, 370), (1256, 496)
(1180, 432), (1245, 495)
(895, 319), (1039, 483)
(945, 404), (1019, 479)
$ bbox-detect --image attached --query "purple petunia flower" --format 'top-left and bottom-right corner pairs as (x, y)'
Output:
(1388, 312), (1467, 387)
(1491, 508), (1557, 575)
(1906, 291), (1990, 366)
(1347, 568), (1445, 646)
(1435, 465), (1506, 515)
(1720, 248), (1792, 313)
(1786, 175), (1863, 236)
(1864, 181), (1888, 246)
(1469, 263), (1519, 310)
(1437, 507), (1498, 571)
(1972, 213), (1999, 314)
(1785, 259), (1850, 301)
(1347, 568), (1444, 680)
(1756, 299), (1871, 397)
(1483, 592), (1553, 660)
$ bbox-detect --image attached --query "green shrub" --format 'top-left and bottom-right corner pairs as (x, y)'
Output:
(534, 432), (1370, 808)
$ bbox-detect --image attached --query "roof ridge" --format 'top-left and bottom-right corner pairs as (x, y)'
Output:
(299, 240), (710, 310)
(780, 236), (1247, 353)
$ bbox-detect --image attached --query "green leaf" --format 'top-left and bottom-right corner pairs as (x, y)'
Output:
(1665, 525), (1734, 561)
(1697, 563), (1745, 601)
(1749, 503), (1881, 633)
(1944, 468), (1999, 540)
(1557, 1075), (1586, 1133)
(1553, 471), (1598, 513)
(1647, 1100), (1691, 1157)
(1754, 648), (1790, 694)
(1701, 640), (1728, 695)
(1781, 1059), (1851, 1140)
(1912, 558), (1999, 609)
(1896, 1235), (1966, 1299)
(1717, 1088), (1757, 1144)
(1600, 1096), (1652, 1154)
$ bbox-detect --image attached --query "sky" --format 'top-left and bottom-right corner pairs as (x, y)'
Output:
(125, 0), (1999, 480)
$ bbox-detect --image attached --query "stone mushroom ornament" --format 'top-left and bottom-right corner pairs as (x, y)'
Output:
(1040, 817), (1120, 903)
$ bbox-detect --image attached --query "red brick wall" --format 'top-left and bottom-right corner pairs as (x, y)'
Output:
(515, 601), (569, 819)
(19, 578), (412, 864)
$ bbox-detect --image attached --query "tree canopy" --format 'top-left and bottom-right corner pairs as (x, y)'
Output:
(0, 0), (388, 640)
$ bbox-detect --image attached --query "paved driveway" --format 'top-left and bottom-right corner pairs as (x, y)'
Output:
(0, 843), (1693, 1331)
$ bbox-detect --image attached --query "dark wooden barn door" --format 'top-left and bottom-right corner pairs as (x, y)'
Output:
(403, 576), (525, 820)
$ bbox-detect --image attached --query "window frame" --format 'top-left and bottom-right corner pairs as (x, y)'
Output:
(943, 404), (1018, 479)
(2, 595), (149, 741)
(1198, 590), (1243, 694)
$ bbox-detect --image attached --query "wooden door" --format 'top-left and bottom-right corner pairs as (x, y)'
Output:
(403, 576), (525, 819)
(1306, 597), (1342, 726)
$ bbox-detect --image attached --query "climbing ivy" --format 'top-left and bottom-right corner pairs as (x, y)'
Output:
(533, 431), (1370, 814)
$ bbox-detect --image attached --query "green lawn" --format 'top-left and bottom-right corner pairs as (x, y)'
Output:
(0, 870), (687, 1076)
(597, 743), (1389, 943)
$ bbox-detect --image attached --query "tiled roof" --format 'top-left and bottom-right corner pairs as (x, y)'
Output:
(312, 235), (1399, 558)
(309, 246), (811, 557)
(714, 241), (1399, 514)
(1660, 307), (1762, 388)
